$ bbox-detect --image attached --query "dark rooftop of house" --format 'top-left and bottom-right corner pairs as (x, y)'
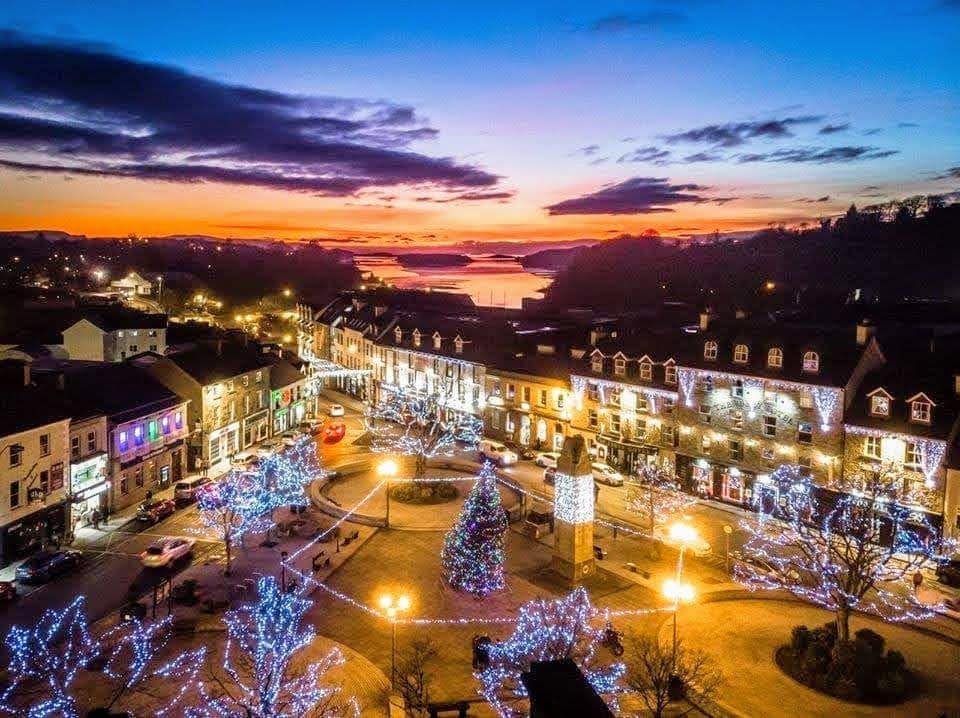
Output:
(0, 360), (73, 436)
(163, 341), (274, 385)
(0, 305), (166, 344)
(270, 359), (304, 389)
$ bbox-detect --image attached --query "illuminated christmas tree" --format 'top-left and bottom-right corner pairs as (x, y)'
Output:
(440, 462), (508, 597)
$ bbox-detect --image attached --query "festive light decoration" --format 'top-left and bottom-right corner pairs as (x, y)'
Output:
(441, 462), (508, 597)
(309, 358), (372, 380)
(365, 383), (484, 477)
(570, 375), (677, 412)
(811, 386), (840, 431)
(0, 596), (98, 718)
(260, 436), (327, 511)
(625, 464), (696, 531)
(553, 470), (595, 525)
(476, 587), (625, 717)
(102, 615), (174, 688)
(206, 576), (358, 718)
(678, 368), (697, 407)
(736, 467), (959, 640)
(154, 647), (209, 718)
(198, 468), (276, 574)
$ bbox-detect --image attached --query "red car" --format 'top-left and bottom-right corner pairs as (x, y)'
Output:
(137, 498), (177, 524)
(0, 581), (17, 602)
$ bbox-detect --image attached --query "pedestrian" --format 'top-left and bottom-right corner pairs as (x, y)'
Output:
(91, 508), (101, 530)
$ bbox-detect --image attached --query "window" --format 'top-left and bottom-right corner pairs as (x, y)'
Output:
(663, 425), (678, 447)
(591, 355), (603, 373)
(698, 404), (712, 424)
(242, 375), (250, 387)
(491, 411), (501, 430)
(9, 480), (20, 509)
(134, 425), (144, 445)
(799, 392), (814, 409)
(129, 345), (139, 353)
(149, 344), (158, 352)
(798, 454), (812, 469)
(665, 364), (677, 384)
(120, 477), (129, 495)
(39, 470), (49, 496)
(767, 348), (783, 368)
(704, 341), (718, 360)
(556, 393), (565, 410)
(864, 436), (881, 459)
(71, 436), (81, 460)
(731, 410), (744, 431)
(587, 383), (600, 401)
(135, 467), (144, 488)
(732, 379), (743, 399)
(588, 409), (598, 429)
(119, 431), (128, 450)
(762, 415), (777, 438)
(733, 344), (749, 364)
(39, 433), (50, 456)
(117, 331), (124, 338)
(906, 442), (923, 466)
(701, 435), (712, 451)
(454, 337), (464, 354)
(506, 383), (516, 400)
(394, 327), (402, 343)
(911, 401), (931, 424)
(761, 447), (775, 462)
(609, 389), (621, 406)
(87, 432), (96, 453)
(255, 371), (263, 383)
(538, 389), (547, 407)
(870, 395), (890, 417)
(175, 411), (183, 429)
(433, 333), (441, 349)
(522, 386), (531, 403)
(639, 361), (652, 381)
(614, 357), (627, 376)
(730, 439), (743, 461)
(635, 419), (647, 440)
(797, 421), (812, 444)
(610, 413), (621, 434)
(802, 351), (819, 373)
(638, 396), (649, 413)
(412, 330), (421, 347)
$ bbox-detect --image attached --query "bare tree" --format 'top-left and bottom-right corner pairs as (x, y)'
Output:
(365, 382), (483, 479)
(736, 467), (955, 641)
(623, 634), (721, 718)
(625, 464), (695, 532)
(395, 638), (438, 716)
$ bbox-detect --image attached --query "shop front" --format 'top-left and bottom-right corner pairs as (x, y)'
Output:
(0, 503), (68, 567)
(242, 410), (270, 448)
(678, 456), (756, 507)
(70, 452), (109, 529)
(600, 436), (659, 476)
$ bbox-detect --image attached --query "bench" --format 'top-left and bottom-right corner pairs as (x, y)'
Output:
(625, 562), (651, 579)
(427, 701), (469, 718)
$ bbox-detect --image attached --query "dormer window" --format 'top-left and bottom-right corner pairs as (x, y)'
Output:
(870, 394), (890, 417)
(591, 354), (603, 373)
(704, 341), (718, 361)
(733, 344), (749, 364)
(910, 399), (932, 424)
(454, 336), (464, 354)
(664, 363), (677, 384)
(394, 327), (402, 344)
(639, 361), (652, 381)
(767, 348), (783, 369)
(802, 351), (819, 373)
(433, 332), (441, 350)
(412, 329), (421, 347)
(614, 356), (627, 376)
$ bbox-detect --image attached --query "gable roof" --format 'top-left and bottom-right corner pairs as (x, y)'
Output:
(164, 341), (274, 385)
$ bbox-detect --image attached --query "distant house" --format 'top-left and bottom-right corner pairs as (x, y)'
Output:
(62, 309), (167, 362)
(110, 271), (153, 297)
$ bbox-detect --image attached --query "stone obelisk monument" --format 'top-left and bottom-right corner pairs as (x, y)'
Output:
(551, 435), (595, 586)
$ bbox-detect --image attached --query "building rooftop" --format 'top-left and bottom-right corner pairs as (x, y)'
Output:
(162, 341), (274, 385)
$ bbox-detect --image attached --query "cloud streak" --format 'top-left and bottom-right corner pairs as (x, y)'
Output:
(544, 176), (730, 215)
(664, 115), (823, 147)
(590, 12), (686, 32)
(0, 31), (500, 196)
(737, 146), (898, 164)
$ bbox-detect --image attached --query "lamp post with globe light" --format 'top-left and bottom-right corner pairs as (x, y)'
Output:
(379, 592), (411, 688)
(377, 458), (399, 527)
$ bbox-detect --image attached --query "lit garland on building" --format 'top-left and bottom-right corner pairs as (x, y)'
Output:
(844, 425), (948, 486)
(207, 576), (358, 718)
(570, 374), (677, 414)
(477, 587), (625, 718)
(0, 596), (98, 718)
(441, 462), (509, 597)
(309, 358), (372, 380)
(735, 470), (958, 634)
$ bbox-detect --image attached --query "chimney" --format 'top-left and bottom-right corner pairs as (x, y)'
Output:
(734, 308), (747, 320)
(699, 308), (712, 331)
(855, 319), (874, 346)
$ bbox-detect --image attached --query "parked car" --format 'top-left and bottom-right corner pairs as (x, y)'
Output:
(140, 537), (196, 568)
(535, 451), (561, 469)
(936, 558), (960, 588)
(479, 439), (518, 467)
(280, 430), (301, 447)
(0, 581), (17, 602)
(137, 498), (177, 524)
(232, 450), (259, 467)
(174, 476), (211, 505)
(328, 404), (345, 417)
(543, 467), (557, 486)
(16, 550), (83, 584)
(257, 439), (283, 458)
(505, 442), (536, 460)
(298, 420), (323, 435)
(591, 462), (625, 486)
(652, 524), (713, 557)
(731, 549), (804, 585)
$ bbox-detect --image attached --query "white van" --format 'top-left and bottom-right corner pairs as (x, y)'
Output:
(479, 439), (518, 467)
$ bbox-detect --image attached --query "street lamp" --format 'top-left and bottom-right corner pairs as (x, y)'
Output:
(662, 578), (695, 671)
(377, 459), (399, 528)
(379, 592), (411, 688)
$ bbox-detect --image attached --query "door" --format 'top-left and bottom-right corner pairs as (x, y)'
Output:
(171, 450), (183, 481)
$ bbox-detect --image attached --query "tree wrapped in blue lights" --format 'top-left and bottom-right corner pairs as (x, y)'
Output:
(0, 595), (98, 718)
(203, 576), (358, 718)
(198, 468), (276, 575)
(477, 587), (625, 717)
(441, 462), (508, 597)
(736, 466), (958, 641)
(365, 383), (484, 479)
(261, 436), (326, 512)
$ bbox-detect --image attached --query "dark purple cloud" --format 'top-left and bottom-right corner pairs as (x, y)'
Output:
(617, 146), (671, 164)
(590, 12), (686, 32)
(664, 115), (823, 147)
(796, 195), (831, 203)
(0, 31), (500, 196)
(934, 166), (960, 181)
(544, 176), (728, 215)
(737, 146), (898, 164)
(414, 190), (514, 203)
(818, 123), (850, 135)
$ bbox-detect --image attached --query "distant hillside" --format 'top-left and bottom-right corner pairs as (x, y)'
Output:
(519, 246), (587, 272)
(397, 253), (472, 268)
(543, 200), (960, 312)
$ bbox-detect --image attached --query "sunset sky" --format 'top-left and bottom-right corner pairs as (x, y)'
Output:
(0, 1), (958, 251)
